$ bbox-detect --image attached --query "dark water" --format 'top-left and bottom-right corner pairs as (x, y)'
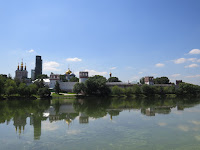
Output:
(0, 97), (200, 150)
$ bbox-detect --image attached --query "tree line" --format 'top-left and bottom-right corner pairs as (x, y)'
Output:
(0, 75), (51, 99)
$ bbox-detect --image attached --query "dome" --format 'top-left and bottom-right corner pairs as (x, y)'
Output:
(65, 69), (72, 75)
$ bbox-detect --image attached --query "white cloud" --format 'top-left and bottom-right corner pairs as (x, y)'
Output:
(110, 67), (117, 70)
(66, 57), (82, 62)
(155, 63), (165, 67)
(174, 58), (199, 64)
(138, 72), (143, 74)
(185, 75), (200, 78)
(171, 74), (181, 77)
(185, 64), (199, 68)
(44, 61), (60, 71)
(85, 69), (107, 76)
(27, 49), (35, 53)
(174, 58), (187, 64)
(178, 125), (189, 132)
(189, 49), (200, 55)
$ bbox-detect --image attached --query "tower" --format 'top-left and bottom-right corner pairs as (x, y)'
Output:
(79, 72), (88, 83)
(35, 56), (42, 79)
(15, 60), (28, 81)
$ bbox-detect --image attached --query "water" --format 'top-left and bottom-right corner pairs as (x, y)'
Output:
(0, 97), (200, 150)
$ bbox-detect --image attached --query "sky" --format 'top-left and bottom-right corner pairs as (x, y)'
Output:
(0, 0), (200, 84)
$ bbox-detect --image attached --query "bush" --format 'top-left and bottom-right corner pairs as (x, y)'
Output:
(132, 85), (141, 95)
(73, 83), (85, 94)
(112, 86), (124, 96)
(38, 87), (51, 98)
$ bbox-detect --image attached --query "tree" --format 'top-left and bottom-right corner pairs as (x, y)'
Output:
(5, 79), (17, 96)
(140, 77), (145, 84)
(54, 81), (61, 94)
(107, 77), (121, 82)
(29, 84), (38, 95)
(18, 83), (27, 96)
(141, 84), (155, 96)
(132, 85), (141, 95)
(112, 86), (124, 96)
(0, 76), (5, 97)
(154, 77), (170, 84)
(38, 87), (51, 98)
(69, 77), (79, 82)
(73, 83), (85, 94)
(85, 75), (111, 96)
(124, 87), (133, 97)
(36, 74), (49, 79)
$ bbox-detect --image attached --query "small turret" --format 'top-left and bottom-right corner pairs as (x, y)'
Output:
(25, 63), (26, 70)
(17, 63), (19, 70)
(109, 72), (112, 78)
(21, 61), (23, 71)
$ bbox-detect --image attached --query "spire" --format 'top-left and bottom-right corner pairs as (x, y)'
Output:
(109, 72), (112, 78)
(17, 63), (19, 70)
(25, 63), (26, 70)
(21, 59), (23, 71)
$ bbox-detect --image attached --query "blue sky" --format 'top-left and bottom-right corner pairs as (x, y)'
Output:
(1, 0), (200, 84)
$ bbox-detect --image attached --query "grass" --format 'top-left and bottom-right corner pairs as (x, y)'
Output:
(51, 93), (77, 99)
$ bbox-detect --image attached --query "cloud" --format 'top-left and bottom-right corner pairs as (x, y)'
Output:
(110, 67), (117, 70)
(185, 75), (200, 78)
(185, 64), (199, 68)
(158, 122), (167, 126)
(85, 69), (107, 76)
(155, 63), (165, 67)
(178, 125), (189, 132)
(190, 121), (200, 125)
(27, 49), (35, 53)
(44, 61), (60, 71)
(138, 72), (143, 74)
(171, 74), (181, 77)
(66, 57), (82, 62)
(189, 49), (200, 55)
(174, 58), (187, 64)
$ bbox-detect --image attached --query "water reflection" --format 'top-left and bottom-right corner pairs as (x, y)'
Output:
(0, 98), (200, 140)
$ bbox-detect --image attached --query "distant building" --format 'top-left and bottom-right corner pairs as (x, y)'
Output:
(15, 61), (28, 81)
(144, 76), (154, 85)
(31, 69), (35, 81)
(79, 71), (89, 83)
(35, 56), (42, 79)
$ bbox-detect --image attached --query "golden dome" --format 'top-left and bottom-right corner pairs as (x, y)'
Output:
(66, 69), (72, 75)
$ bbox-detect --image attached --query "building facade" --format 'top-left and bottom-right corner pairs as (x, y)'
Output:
(35, 55), (42, 79)
(15, 62), (28, 81)
(144, 76), (154, 85)
(79, 72), (88, 83)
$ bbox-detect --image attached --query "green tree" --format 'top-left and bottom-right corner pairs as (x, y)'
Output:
(69, 77), (79, 82)
(36, 74), (49, 79)
(124, 87), (133, 97)
(0, 76), (5, 97)
(107, 77), (121, 82)
(140, 77), (145, 84)
(154, 77), (170, 84)
(38, 87), (51, 98)
(29, 84), (38, 95)
(73, 83), (85, 94)
(112, 86), (124, 96)
(54, 81), (61, 94)
(85, 75), (111, 96)
(132, 85), (141, 95)
(18, 83), (27, 96)
(5, 79), (17, 96)
(141, 84), (155, 96)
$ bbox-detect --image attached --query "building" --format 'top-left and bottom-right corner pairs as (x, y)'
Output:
(35, 55), (42, 79)
(31, 69), (35, 81)
(144, 76), (154, 85)
(79, 72), (89, 83)
(15, 61), (28, 81)
(176, 80), (182, 85)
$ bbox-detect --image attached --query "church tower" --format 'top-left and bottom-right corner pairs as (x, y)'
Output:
(15, 60), (28, 81)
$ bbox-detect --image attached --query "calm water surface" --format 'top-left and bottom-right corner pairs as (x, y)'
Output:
(0, 98), (200, 150)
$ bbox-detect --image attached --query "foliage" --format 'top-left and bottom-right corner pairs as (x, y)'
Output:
(73, 83), (85, 94)
(69, 77), (79, 82)
(154, 77), (170, 84)
(107, 77), (121, 82)
(0, 76), (5, 96)
(140, 77), (145, 84)
(85, 75), (111, 96)
(176, 83), (200, 96)
(54, 81), (61, 94)
(38, 87), (51, 98)
(124, 87), (133, 97)
(132, 85), (141, 95)
(4, 79), (17, 96)
(36, 74), (49, 79)
(112, 86), (124, 96)
(141, 84), (155, 96)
